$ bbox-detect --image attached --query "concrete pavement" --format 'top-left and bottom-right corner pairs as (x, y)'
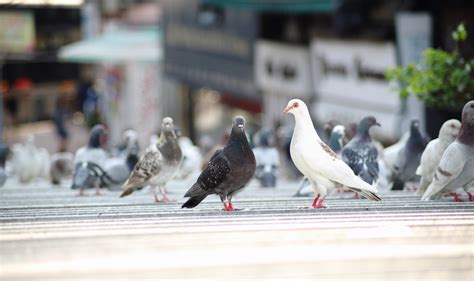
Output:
(0, 178), (473, 280)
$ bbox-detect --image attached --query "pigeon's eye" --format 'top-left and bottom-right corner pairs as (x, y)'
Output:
(450, 124), (456, 128)
(293, 102), (299, 108)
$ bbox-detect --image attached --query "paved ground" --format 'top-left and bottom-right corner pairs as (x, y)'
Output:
(0, 177), (473, 281)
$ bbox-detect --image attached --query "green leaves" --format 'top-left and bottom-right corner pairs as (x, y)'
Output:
(452, 23), (467, 42)
(385, 23), (474, 108)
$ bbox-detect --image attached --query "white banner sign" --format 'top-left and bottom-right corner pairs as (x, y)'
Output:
(310, 38), (399, 140)
(256, 40), (311, 97)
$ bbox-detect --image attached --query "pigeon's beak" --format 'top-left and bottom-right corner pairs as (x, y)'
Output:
(238, 124), (244, 129)
(283, 105), (292, 113)
(375, 122), (381, 127)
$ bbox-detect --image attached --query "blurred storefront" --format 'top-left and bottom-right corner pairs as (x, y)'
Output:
(162, 0), (260, 144)
(0, 4), (82, 142)
(164, 0), (474, 142)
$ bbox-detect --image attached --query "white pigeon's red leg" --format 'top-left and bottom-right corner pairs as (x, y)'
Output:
(77, 189), (86, 196)
(352, 192), (360, 199)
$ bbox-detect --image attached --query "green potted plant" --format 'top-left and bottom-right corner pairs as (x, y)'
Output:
(385, 23), (474, 135)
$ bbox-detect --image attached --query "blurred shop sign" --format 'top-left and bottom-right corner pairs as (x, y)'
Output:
(163, 0), (257, 98)
(0, 11), (35, 54)
(255, 40), (311, 97)
(311, 38), (399, 140)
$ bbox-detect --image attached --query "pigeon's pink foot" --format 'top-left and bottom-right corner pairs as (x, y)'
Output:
(467, 192), (474, 202)
(76, 189), (87, 196)
(305, 195), (325, 209)
(223, 202), (241, 211)
(95, 189), (103, 196)
(352, 192), (360, 199)
(452, 193), (463, 202)
(155, 195), (175, 203)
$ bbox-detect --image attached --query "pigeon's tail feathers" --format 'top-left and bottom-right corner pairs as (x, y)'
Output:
(347, 175), (379, 194)
(120, 172), (145, 197)
(360, 190), (382, 201)
(181, 194), (208, 209)
(184, 182), (207, 197)
(415, 176), (430, 196)
(415, 165), (422, 176)
(346, 186), (382, 201)
(71, 164), (90, 189)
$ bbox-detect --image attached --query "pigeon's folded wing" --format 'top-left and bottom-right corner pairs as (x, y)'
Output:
(366, 146), (379, 180)
(124, 147), (163, 188)
(194, 150), (231, 193)
(422, 144), (466, 199)
(302, 149), (378, 193)
(342, 147), (363, 174)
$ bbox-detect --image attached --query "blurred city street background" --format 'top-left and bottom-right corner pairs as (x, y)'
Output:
(1, 0), (474, 280)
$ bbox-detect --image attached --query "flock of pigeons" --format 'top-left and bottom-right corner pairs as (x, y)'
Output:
(1, 99), (473, 211)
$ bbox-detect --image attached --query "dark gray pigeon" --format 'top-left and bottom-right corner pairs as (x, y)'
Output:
(422, 100), (474, 201)
(71, 125), (109, 195)
(391, 120), (429, 190)
(342, 116), (380, 185)
(182, 116), (256, 211)
(0, 144), (10, 187)
(120, 117), (183, 202)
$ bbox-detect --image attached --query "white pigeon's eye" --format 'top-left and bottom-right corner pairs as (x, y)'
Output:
(293, 102), (299, 108)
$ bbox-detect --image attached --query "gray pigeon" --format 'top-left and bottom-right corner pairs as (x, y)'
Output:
(0, 144), (10, 187)
(182, 116), (256, 211)
(342, 116), (380, 185)
(422, 101), (474, 201)
(71, 125), (109, 195)
(415, 119), (461, 196)
(391, 120), (429, 190)
(101, 130), (140, 189)
(120, 117), (183, 202)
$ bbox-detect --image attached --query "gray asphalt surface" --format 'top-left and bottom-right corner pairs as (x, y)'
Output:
(1, 177), (473, 280)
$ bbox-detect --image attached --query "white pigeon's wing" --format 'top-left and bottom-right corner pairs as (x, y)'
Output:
(302, 143), (378, 193)
(422, 143), (466, 199)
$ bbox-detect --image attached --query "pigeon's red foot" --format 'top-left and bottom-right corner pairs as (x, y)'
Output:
(451, 193), (463, 202)
(467, 192), (474, 202)
(352, 192), (360, 199)
(304, 195), (325, 209)
(223, 202), (241, 211)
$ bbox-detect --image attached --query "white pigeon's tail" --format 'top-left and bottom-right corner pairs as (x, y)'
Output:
(345, 176), (382, 201)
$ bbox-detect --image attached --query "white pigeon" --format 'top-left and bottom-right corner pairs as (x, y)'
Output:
(383, 132), (409, 173)
(176, 136), (202, 180)
(422, 101), (474, 201)
(415, 119), (461, 196)
(10, 136), (50, 184)
(284, 99), (381, 208)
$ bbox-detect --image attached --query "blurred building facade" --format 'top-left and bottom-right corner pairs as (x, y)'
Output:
(162, 0), (474, 142)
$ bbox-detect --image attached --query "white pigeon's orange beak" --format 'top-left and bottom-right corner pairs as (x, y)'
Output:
(283, 105), (293, 113)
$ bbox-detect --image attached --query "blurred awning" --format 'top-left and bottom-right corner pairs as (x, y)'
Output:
(203, 0), (340, 13)
(58, 27), (162, 63)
